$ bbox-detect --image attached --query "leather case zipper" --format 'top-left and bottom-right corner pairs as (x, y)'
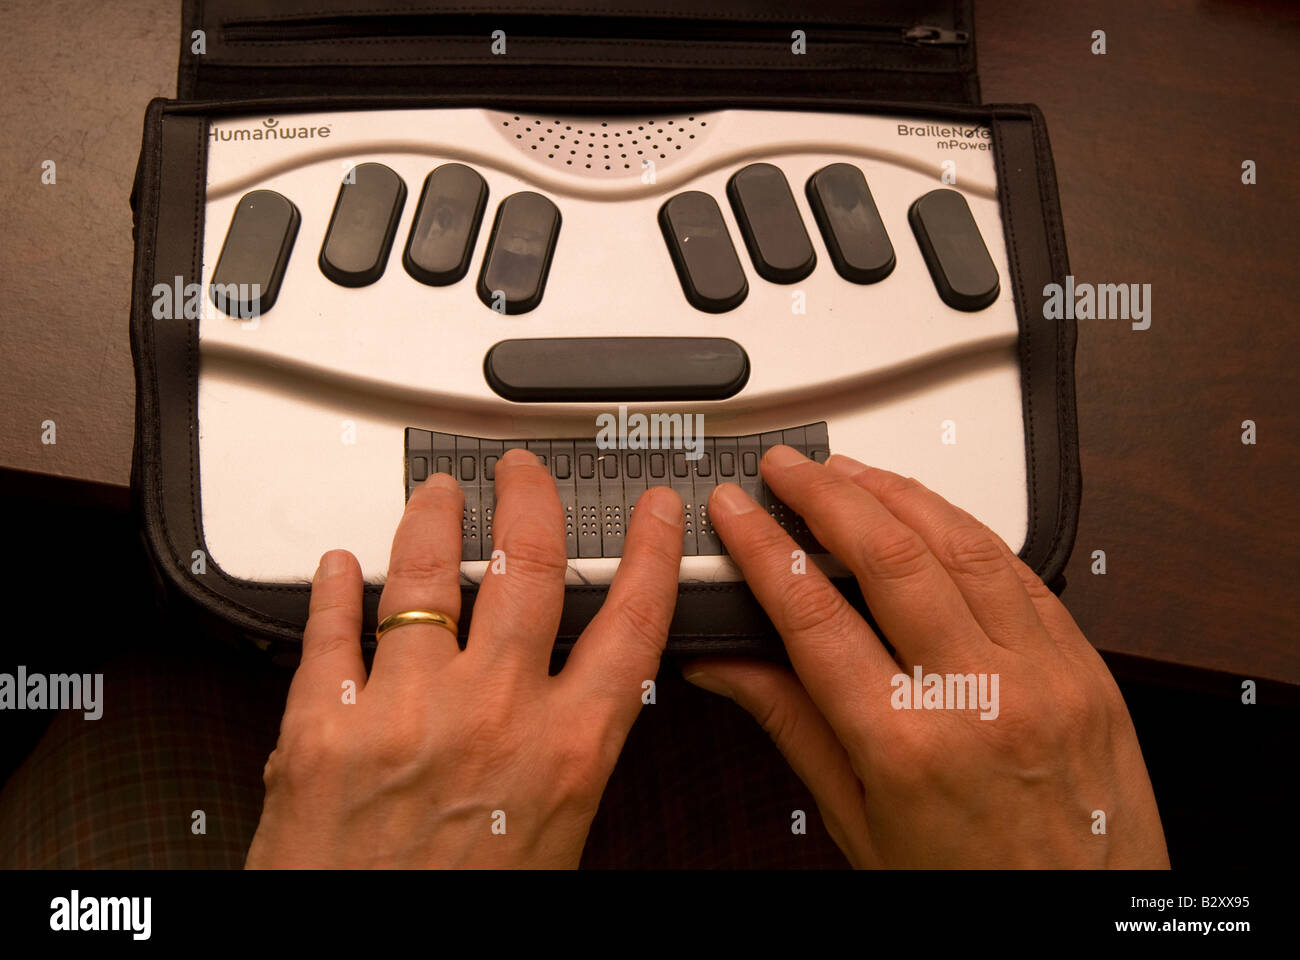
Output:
(222, 14), (970, 48)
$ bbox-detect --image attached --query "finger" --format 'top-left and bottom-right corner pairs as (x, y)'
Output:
(560, 486), (683, 731)
(760, 445), (989, 668)
(707, 481), (898, 738)
(956, 507), (1098, 663)
(286, 550), (367, 716)
(683, 658), (875, 864)
(830, 459), (1100, 670)
(370, 473), (465, 687)
(466, 448), (567, 676)
(823, 456), (1049, 656)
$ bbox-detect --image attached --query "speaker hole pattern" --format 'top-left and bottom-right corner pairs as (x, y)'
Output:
(493, 114), (709, 177)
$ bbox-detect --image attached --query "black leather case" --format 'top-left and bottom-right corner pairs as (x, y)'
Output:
(130, 0), (1079, 657)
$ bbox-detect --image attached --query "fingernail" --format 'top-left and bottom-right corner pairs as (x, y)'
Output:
(711, 482), (757, 516)
(644, 487), (684, 526)
(685, 671), (735, 701)
(499, 447), (538, 467)
(423, 472), (459, 491)
(824, 454), (870, 477)
(763, 444), (807, 469)
(315, 550), (348, 581)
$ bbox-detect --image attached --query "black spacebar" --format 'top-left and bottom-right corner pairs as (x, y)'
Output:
(484, 337), (750, 402)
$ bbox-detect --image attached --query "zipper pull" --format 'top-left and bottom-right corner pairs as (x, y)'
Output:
(903, 25), (971, 47)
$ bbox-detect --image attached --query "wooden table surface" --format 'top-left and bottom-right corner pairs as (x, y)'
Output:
(1, 1), (1295, 684)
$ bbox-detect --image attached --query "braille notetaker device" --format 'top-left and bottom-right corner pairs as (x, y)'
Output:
(132, 1), (1079, 652)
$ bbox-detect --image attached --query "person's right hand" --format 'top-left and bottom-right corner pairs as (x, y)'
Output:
(685, 446), (1169, 868)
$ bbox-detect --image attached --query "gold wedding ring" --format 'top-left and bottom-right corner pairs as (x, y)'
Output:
(376, 610), (459, 641)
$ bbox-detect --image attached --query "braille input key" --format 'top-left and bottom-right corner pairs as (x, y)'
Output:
(319, 163), (406, 287)
(477, 191), (561, 314)
(209, 190), (300, 318)
(403, 163), (488, 285)
(909, 188), (1000, 311)
(727, 163), (816, 283)
(659, 191), (748, 312)
(806, 163), (895, 284)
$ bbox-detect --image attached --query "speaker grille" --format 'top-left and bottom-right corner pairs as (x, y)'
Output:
(490, 112), (713, 177)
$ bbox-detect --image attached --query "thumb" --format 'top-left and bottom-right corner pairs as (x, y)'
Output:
(683, 658), (874, 863)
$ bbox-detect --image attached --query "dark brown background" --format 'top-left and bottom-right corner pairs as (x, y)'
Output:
(1, 1), (1296, 685)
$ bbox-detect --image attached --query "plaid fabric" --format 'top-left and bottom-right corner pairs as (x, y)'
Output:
(583, 666), (849, 869)
(0, 650), (285, 869)
(0, 650), (848, 869)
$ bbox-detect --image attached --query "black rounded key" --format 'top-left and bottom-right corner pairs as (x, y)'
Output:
(483, 337), (750, 402)
(908, 189), (1000, 311)
(209, 190), (300, 318)
(806, 163), (896, 284)
(403, 163), (488, 286)
(476, 191), (561, 314)
(659, 191), (748, 312)
(319, 162), (407, 287)
(726, 163), (815, 283)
